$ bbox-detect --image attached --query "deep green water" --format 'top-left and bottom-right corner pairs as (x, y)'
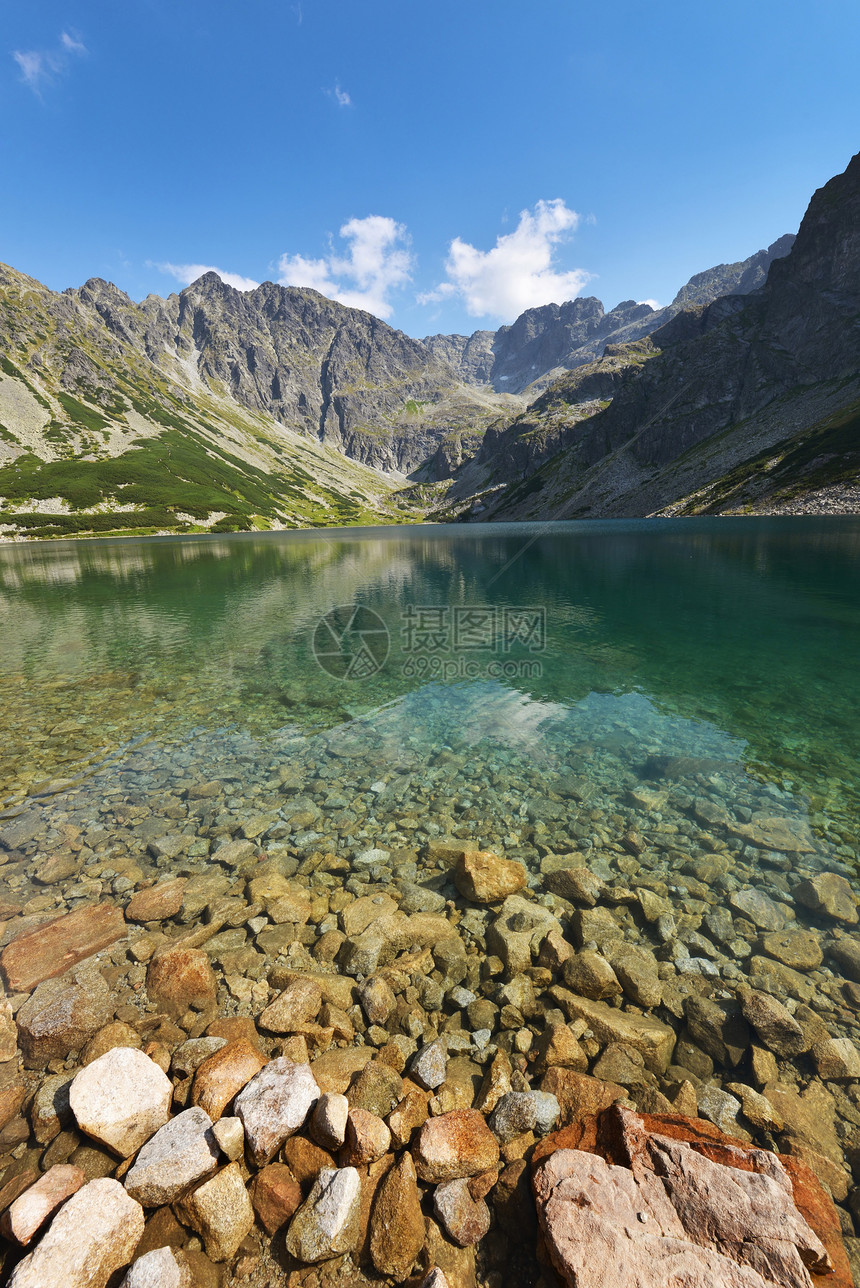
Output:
(0, 518), (858, 866)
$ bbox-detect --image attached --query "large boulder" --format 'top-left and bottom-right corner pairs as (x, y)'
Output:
(532, 1106), (843, 1288)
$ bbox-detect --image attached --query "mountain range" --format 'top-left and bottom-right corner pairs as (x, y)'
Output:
(0, 152), (856, 540)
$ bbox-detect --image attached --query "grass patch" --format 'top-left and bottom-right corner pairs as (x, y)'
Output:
(56, 393), (110, 433)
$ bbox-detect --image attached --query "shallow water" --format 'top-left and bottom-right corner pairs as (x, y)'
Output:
(0, 519), (858, 853)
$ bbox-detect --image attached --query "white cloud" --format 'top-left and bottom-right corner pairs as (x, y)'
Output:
(12, 50), (44, 89)
(60, 31), (86, 53)
(419, 198), (592, 320)
(333, 83), (351, 108)
(153, 262), (260, 292)
(638, 298), (661, 310)
(12, 30), (86, 94)
(278, 215), (412, 318)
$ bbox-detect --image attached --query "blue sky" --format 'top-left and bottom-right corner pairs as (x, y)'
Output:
(3, 0), (860, 338)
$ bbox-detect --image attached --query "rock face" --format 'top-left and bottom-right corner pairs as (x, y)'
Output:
(532, 1107), (833, 1288)
(7, 1177), (144, 1288)
(460, 151), (860, 522)
(424, 238), (793, 396)
(69, 1048), (173, 1156)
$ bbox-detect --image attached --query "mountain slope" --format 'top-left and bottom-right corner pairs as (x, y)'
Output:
(457, 154), (860, 521)
(0, 265), (519, 538)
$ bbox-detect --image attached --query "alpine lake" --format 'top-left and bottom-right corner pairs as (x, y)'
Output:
(1, 517), (860, 1253)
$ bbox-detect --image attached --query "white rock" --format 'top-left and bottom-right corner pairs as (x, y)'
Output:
(212, 1116), (244, 1161)
(410, 1040), (448, 1091)
(310, 1091), (349, 1150)
(8, 1178), (144, 1288)
(121, 1247), (191, 1288)
(419, 1272), (452, 1288)
(69, 1048), (172, 1157)
(124, 1107), (220, 1206)
(235, 1057), (319, 1166)
(285, 1167), (361, 1263)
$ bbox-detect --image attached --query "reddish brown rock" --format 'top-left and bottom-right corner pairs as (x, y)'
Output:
(413, 1110), (500, 1183)
(281, 1136), (335, 1189)
(539, 1069), (625, 1127)
(0, 1084), (26, 1132)
(532, 1106), (851, 1288)
(248, 1163), (302, 1235)
(454, 852), (526, 904)
(125, 879), (187, 924)
(146, 946), (217, 1020)
(1, 1165), (85, 1244)
(0, 904), (126, 993)
(191, 1041), (268, 1120)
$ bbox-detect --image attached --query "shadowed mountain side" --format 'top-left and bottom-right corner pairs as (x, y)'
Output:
(443, 153), (859, 520)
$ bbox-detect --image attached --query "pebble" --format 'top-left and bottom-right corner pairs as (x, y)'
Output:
(344, 1107), (390, 1164)
(69, 1048), (172, 1157)
(310, 1091), (349, 1150)
(410, 1040), (449, 1091)
(211, 1115), (244, 1160)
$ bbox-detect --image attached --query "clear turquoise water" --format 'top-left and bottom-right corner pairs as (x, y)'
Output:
(0, 518), (857, 866)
